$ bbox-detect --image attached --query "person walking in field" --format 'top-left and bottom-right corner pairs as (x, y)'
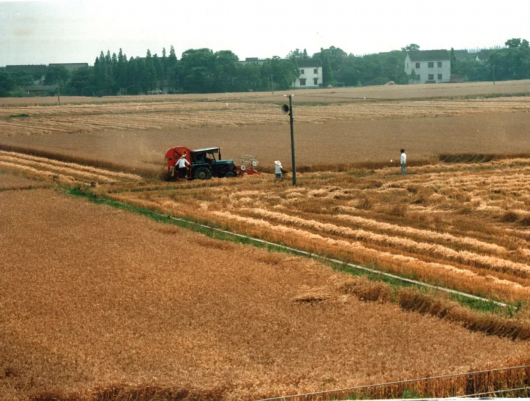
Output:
(400, 149), (407, 175)
(177, 152), (191, 179)
(274, 160), (283, 180)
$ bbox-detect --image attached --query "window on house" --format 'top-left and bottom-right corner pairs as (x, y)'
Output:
(300, 69), (304, 74)
(300, 78), (306, 86)
(428, 74), (434, 80)
(314, 78), (318, 85)
(415, 62), (420, 68)
(438, 74), (442, 80)
(438, 61), (442, 68)
(428, 62), (434, 68)
(314, 68), (317, 74)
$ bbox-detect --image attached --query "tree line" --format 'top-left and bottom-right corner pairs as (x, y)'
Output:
(0, 38), (529, 97)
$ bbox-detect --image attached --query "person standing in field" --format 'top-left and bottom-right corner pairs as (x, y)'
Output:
(177, 152), (191, 179)
(274, 160), (283, 180)
(400, 149), (407, 175)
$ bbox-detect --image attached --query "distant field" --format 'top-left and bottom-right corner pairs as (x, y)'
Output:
(0, 79), (529, 106)
(1, 95), (529, 172)
(1, 97), (529, 137)
(2, 186), (530, 400)
(1, 112), (529, 173)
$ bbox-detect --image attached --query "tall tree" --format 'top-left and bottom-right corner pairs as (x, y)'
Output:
(401, 44), (420, 51)
(44, 65), (70, 85)
(68, 67), (94, 96)
(0, 69), (15, 96)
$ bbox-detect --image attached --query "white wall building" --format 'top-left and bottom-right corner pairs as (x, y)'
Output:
(404, 50), (451, 84)
(293, 59), (323, 88)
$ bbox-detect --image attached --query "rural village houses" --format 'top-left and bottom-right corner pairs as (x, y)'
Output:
(293, 59), (323, 88)
(6, 63), (89, 95)
(240, 58), (323, 88)
(404, 50), (451, 84)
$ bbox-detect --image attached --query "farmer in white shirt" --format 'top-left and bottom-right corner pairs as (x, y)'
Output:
(177, 152), (191, 179)
(274, 160), (283, 180)
(400, 149), (407, 175)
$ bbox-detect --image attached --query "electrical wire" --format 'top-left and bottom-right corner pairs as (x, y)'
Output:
(457, 386), (530, 398)
(163, 214), (507, 308)
(256, 365), (530, 401)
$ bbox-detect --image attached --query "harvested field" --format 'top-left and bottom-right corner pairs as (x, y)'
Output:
(1, 97), (530, 137)
(0, 150), (142, 184)
(3, 188), (530, 400)
(1, 112), (530, 173)
(0, 79), (529, 106)
(101, 157), (530, 305)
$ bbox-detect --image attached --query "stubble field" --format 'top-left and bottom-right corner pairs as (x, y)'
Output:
(1, 95), (530, 172)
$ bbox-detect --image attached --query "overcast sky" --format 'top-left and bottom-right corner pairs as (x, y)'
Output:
(1, 0), (529, 66)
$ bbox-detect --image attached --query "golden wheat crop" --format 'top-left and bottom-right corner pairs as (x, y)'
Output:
(3, 188), (530, 400)
(94, 156), (530, 304)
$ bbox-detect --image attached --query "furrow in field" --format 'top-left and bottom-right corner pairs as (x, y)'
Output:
(0, 155), (116, 183)
(210, 210), (530, 301)
(0, 161), (76, 183)
(234, 207), (530, 278)
(0, 151), (141, 181)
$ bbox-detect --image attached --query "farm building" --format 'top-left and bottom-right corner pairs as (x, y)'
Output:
(238, 57), (266, 66)
(294, 59), (323, 89)
(404, 50), (451, 84)
(23, 84), (58, 96)
(48, 63), (89, 71)
(6, 64), (47, 84)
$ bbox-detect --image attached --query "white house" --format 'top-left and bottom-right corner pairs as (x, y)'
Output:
(293, 59), (323, 89)
(404, 50), (451, 84)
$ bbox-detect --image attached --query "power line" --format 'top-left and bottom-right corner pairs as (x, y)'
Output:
(457, 386), (530, 398)
(161, 215), (507, 308)
(257, 365), (530, 401)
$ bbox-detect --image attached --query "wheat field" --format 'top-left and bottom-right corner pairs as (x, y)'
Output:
(2, 85), (530, 399)
(2, 186), (530, 400)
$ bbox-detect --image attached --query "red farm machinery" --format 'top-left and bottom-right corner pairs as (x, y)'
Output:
(165, 146), (259, 180)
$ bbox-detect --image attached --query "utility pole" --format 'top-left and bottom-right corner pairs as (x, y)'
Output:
(281, 95), (296, 185)
(270, 74), (274, 94)
(493, 66), (496, 85)
(57, 83), (61, 104)
(288, 94), (296, 185)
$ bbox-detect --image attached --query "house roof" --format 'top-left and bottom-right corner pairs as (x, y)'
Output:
(407, 50), (450, 61)
(24, 84), (58, 91)
(6, 64), (47, 74)
(49, 63), (89, 71)
(297, 59), (322, 68)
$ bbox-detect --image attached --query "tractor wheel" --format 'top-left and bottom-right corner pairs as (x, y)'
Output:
(194, 167), (212, 180)
(224, 172), (236, 178)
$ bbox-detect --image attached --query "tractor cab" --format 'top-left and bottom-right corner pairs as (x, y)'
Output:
(165, 146), (239, 180)
(190, 147), (237, 179)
